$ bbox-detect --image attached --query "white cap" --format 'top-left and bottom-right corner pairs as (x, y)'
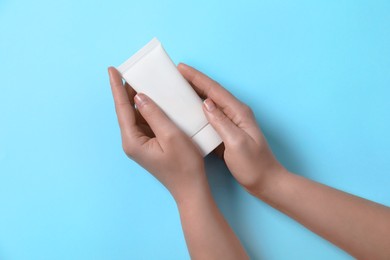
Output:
(191, 123), (222, 156)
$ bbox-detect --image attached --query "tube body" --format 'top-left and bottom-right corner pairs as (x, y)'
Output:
(117, 38), (222, 156)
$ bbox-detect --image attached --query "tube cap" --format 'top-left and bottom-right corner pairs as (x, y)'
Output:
(191, 123), (222, 157)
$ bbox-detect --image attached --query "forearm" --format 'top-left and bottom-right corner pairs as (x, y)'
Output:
(175, 180), (248, 260)
(252, 169), (390, 259)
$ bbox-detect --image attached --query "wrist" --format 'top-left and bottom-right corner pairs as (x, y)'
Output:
(174, 177), (213, 209)
(246, 163), (289, 199)
(171, 172), (211, 206)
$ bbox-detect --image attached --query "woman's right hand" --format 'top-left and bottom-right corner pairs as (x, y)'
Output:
(178, 63), (286, 195)
(179, 63), (390, 260)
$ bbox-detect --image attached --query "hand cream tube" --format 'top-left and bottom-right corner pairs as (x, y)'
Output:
(117, 38), (222, 156)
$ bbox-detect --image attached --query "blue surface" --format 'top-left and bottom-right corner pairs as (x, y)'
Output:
(0, 0), (389, 259)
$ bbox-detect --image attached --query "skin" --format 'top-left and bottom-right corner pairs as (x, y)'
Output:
(109, 62), (390, 259)
(108, 67), (249, 260)
(177, 63), (390, 260)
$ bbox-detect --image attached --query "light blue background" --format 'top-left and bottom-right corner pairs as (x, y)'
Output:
(0, 0), (389, 259)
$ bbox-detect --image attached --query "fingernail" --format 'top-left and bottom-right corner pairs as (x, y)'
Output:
(203, 99), (216, 112)
(135, 93), (148, 107)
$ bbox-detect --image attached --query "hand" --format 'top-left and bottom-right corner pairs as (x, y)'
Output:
(109, 66), (249, 259)
(177, 64), (390, 260)
(178, 63), (285, 195)
(108, 67), (207, 201)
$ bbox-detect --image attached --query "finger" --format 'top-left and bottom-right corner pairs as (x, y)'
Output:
(108, 67), (144, 142)
(135, 108), (148, 125)
(134, 93), (182, 143)
(123, 82), (148, 125)
(203, 98), (243, 143)
(124, 82), (136, 106)
(178, 63), (246, 124)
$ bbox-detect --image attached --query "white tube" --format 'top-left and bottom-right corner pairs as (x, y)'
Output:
(117, 38), (222, 156)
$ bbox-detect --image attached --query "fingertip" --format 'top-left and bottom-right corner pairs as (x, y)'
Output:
(177, 62), (187, 70)
(109, 67), (124, 86)
(178, 63), (193, 76)
(108, 66), (115, 74)
(108, 67), (117, 80)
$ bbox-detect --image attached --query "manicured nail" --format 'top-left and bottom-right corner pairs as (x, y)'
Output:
(203, 99), (216, 112)
(135, 93), (148, 107)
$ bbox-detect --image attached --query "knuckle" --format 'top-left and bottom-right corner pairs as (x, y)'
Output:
(214, 110), (229, 123)
(140, 104), (162, 122)
(163, 129), (184, 143)
(192, 72), (202, 85)
(228, 134), (247, 148)
(140, 102), (156, 115)
(207, 83), (219, 97)
(115, 102), (130, 113)
(163, 132), (176, 143)
(240, 104), (254, 118)
(122, 141), (135, 157)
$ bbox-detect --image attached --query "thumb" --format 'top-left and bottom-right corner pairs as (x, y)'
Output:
(134, 93), (181, 141)
(203, 98), (242, 142)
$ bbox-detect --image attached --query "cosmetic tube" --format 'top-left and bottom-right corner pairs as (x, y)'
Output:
(117, 38), (222, 156)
